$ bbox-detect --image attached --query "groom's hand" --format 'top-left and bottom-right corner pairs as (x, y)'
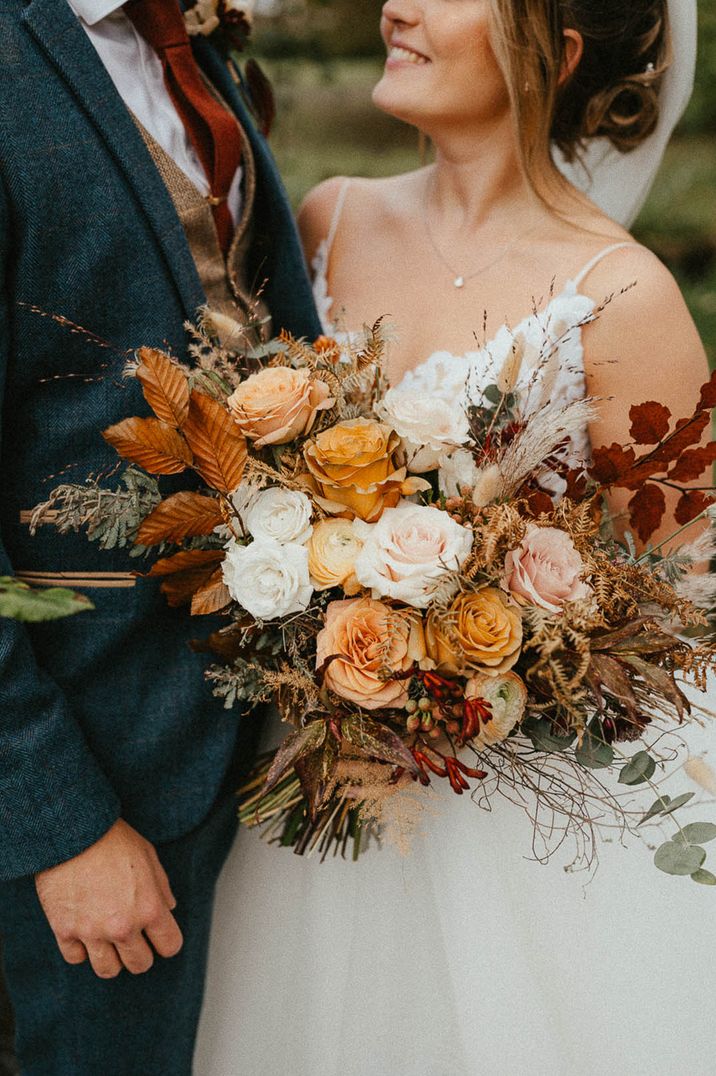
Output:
(35, 819), (184, 979)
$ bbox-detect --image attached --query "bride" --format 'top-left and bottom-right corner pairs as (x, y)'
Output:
(196, 1), (715, 1073)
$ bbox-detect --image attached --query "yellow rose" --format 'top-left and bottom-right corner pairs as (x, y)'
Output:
(227, 366), (334, 447)
(425, 588), (522, 676)
(307, 519), (364, 595)
(465, 672), (528, 747)
(316, 597), (426, 710)
(303, 417), (428, 523)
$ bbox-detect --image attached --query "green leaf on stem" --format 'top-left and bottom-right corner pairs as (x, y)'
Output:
(638, 795), (671, 826)
(660, 792), (695, 817)
(575, 721), (614, 770)
(676, 823), (716, 846)
(654, 841), (706, 876)
(618, 751), (657, 786)
(691, 869), (716, 886)
(522, 717), (576, 754)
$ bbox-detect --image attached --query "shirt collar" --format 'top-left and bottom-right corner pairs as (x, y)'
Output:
(68, 0), (127, 26)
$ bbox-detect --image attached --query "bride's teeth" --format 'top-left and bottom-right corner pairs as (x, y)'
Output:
(389, 46), (428, 65)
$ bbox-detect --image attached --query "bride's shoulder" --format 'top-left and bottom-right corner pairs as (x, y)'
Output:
(297, 171), (425, 261)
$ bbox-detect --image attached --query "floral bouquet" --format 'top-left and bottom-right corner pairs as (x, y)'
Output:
(32, 307), (716, 881)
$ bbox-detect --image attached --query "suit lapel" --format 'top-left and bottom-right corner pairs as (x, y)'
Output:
(21, 0), (205, 320)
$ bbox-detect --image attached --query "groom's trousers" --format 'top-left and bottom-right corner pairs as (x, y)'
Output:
(0, 793), (238, 1076)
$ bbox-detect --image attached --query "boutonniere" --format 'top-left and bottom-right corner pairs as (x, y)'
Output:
(184, 0), (254, 53)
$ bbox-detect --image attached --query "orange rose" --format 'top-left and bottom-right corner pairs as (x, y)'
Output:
(316, 597), (426, 710)
(227, 367), (334, 447)
(425, 588), (522, 676)
(303, 418), (428, 522)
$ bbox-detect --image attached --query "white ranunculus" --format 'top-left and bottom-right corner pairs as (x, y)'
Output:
(438, 449), (481, 498)
(353, 501), (473, 609)
(244, 488), (313, 546)
(222, 539), (313, 620)
(376, 388), (470, 473)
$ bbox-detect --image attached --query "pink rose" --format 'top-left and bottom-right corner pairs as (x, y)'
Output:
(227, 367), (334, 447)
(503, 526), (591, 614)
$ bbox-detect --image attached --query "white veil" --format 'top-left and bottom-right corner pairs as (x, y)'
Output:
(554, 0), (698, 228)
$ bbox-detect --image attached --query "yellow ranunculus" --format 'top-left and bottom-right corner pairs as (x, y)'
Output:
(307, 519), (364, 595)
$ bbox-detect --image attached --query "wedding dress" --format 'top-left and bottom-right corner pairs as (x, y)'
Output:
(194, 197), (716, 1076)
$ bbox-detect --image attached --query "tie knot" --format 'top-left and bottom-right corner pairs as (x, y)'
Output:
(123, 0), (190, 53)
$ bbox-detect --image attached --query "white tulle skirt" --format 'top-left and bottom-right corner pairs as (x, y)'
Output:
(194, 681), (716, 1076)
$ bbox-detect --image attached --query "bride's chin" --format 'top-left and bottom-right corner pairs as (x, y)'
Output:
(372, 79), (421, 124)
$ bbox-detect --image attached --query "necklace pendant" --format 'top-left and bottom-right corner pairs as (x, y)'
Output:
(454, 276), (465, 289)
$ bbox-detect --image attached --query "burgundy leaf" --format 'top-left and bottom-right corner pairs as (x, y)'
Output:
(628, 483), (667, 543)
(675, 490), (715, 527)
(589, 443), (636, 486)
(668, 444), (716, 483)
(262, 721), (327, 797)
(629, 401), (671, 445)
(342, 715), (419, 774)
(698, 370), (716, 412)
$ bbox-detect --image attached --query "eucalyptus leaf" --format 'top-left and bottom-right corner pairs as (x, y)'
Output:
(661, 792), (696, 817)
(618, 751), (657, 786)
(638, 795), (672, 826)
(691, 869), (716, 886)
(575, 722), (614, 770)
(654, 841), (706, 876)
(0, 578), (93, 623)
(522, 717), (576, 754)
(679, 823), (716, 845)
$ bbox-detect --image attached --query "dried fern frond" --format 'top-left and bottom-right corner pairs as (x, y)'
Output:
(497, 397), (599, 497)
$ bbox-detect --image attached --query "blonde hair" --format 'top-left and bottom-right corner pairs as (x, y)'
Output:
(487, 0), (672, 196)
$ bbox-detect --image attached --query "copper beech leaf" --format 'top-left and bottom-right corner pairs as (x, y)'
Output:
(629, 401), (671, 445)
(698, 370), (716, 411)
(136, 491), (224, 546)
(190, 568), (231, 616)
(136, 347), (190, 427)
(183, 391), (247, 494)
(262, 721), (328, 798)
(589, 443), (636, 486)
(628, 483), (666, 543)
(675, 490), (715, 527)
(147, 549), (225, 607)
(103, 417), (192, 475)
(668, 444), (716, 483)
(651, 412), (710, 466)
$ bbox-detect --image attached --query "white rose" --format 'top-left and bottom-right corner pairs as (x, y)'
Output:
(244, 488), (313, 545)
(353, 501), (473, 609)
(438, 449), (480, 498)
(222, 539), (313, 620)
(377, 388), (470, 473)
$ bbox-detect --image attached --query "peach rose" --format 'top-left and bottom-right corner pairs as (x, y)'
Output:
(227, 367), (334, 447)
(465, 671), (528, 748)
(425, 588), (522, 676)
(316, 597), (426, 710)
(307, 519), (364, 595)
(503, 525), (591, 614)
(303, 418), (428, 522)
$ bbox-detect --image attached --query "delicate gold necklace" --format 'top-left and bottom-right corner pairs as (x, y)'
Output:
(423, 177), (538, 290)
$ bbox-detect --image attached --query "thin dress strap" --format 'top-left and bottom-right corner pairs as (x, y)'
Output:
(572, 242), (640, 289)
(324, 178), (351, 264)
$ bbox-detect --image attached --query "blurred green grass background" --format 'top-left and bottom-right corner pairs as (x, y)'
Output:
(253, 2), (716, 364)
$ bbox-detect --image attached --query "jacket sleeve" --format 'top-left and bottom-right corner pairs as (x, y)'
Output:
(0, 177), (121, 882)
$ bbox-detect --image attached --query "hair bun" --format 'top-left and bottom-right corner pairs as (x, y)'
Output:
(584, 73), (661, 152)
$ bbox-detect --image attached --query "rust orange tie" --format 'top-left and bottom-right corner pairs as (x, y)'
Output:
(124, 0), (242, 253)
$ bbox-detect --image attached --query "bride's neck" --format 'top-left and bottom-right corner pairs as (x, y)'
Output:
(427, 123), (538, 230)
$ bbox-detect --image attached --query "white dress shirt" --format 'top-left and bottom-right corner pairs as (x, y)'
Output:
(68, 0), (242, 223)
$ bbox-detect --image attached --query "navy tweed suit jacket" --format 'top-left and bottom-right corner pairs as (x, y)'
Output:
(0, 0), (321, 880)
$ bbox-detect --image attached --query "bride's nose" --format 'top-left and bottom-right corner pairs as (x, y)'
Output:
(381, 0), (420, 31)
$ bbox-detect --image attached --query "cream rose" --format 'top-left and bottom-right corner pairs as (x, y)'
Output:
(353, 502), (473, 609)
(376, 388), (470, 473)
(228, 367), (334, 447)
(438, 449), (481, 499)
(307, 519), (364, 595)
(503, 525), (591, 614)
(465, 672), (528, 748)
(316, 597), (426, 710)
(244, 488), (313, 546)
(222, 538), (312, 620)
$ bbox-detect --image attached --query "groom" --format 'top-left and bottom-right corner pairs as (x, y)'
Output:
(0, 0), (320, 1072)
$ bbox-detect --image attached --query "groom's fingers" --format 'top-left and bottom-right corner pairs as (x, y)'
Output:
(116, 935), (155, 975)
(57, 938), (88, 966)
(85, 941), (123, 980)
(152, 857), (177, 910)
(145, 908), (184, 959)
